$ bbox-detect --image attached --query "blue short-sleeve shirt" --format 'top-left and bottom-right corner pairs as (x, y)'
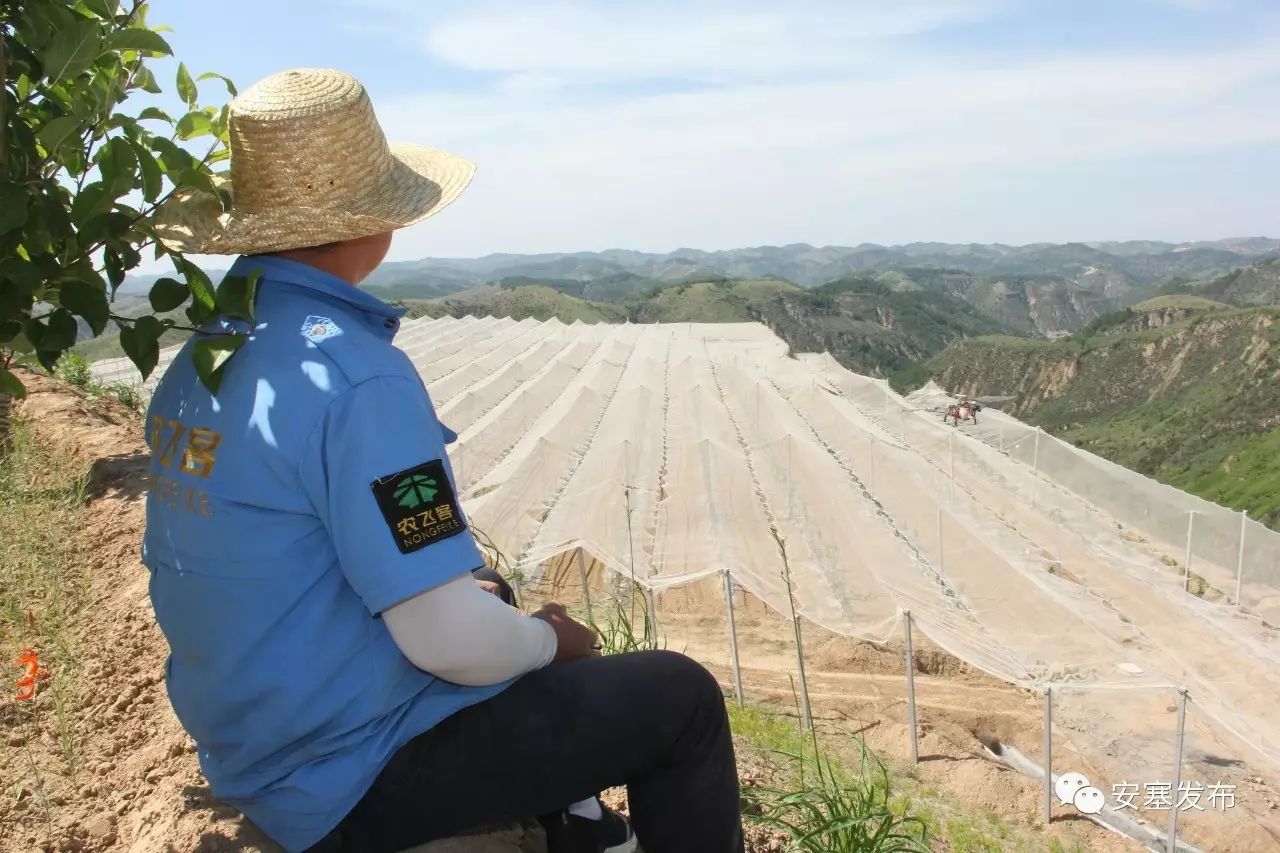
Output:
(142, 255), (511, 851)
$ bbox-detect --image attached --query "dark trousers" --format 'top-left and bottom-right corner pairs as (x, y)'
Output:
(309, 649), (744, 853)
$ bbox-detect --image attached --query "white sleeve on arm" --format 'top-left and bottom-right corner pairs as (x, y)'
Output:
(383, 574), (558, 686)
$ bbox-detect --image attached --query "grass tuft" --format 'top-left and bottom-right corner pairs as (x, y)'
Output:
(0, 415), (92, 795)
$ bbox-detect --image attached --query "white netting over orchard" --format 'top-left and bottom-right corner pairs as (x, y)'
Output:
(94, 316), (1280, 806)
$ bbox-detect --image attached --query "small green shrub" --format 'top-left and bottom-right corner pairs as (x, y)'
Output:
(745, 733), (930, 852)
(54, 353), (94, 390)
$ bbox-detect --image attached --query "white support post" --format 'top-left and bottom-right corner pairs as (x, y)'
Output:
(1031, 426), (1042, 507)
(644, 575), (659, 640)
(722, 570), (744, 706)
(868, 437), (876, 494)
(1235, 511), (1248, 607)
(1167, 688), (1189, 853)
(792, 613), (813, 730)
(1183, 511), (1196, 593)
(948, 431), (956, 502)
(1043, 686), (1053, 824)
(937, 508), (945, 572)
(899, 408), (906, 443)
(576, 548), (594, 626)
(903, 610), (919, 764)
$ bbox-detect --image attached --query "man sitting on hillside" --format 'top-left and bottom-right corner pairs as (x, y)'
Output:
(144, 68), (743, 853)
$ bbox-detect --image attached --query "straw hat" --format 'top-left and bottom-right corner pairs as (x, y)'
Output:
(154, 68), (474, 255)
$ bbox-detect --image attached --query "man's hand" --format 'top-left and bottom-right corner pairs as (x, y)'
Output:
(530, 602), (600, 661)
(475, 579), (502, 598)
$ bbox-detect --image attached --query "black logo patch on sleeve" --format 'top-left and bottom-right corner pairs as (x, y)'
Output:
(370, 459), (468, 555)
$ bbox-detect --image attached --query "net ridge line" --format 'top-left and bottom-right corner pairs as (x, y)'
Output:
(762, 375), (1030, 676)
(446, 333), (597, 434)
(434, 326), (566, 410)
(431, 319), (554, 393)
(414, 320), (515, 382)
(721, 373), (896, 633)
(640, 335), (676, 583)
(455, 334), (608, 494)
(423, 318), (550, 387)
(438, 331), (579, 424)
(511, 330), (641, 577)
(704, 355), (869, 635)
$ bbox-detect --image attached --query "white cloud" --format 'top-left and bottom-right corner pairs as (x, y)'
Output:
(188, 1), (1280, 261)
(422, 1), (1001, 80)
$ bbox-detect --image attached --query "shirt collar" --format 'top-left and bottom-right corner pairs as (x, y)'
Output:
(228, 255), (408, 327)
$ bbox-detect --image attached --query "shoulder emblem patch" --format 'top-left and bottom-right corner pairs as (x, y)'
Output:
(301, 315), (343, 343)
(370, 459), (467, 554)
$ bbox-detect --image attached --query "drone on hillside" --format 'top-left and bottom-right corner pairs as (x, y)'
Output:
(941, 393), (1013, 426)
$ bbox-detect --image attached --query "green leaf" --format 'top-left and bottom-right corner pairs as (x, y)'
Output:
(81, 0), (118, 18)
(130, 64), (161, 93)
(175, 110), (213, 141)
(105, 28), (173, 55)
(176, 62), (197, 108)
(149, 277), (190, 312)
(131, 140), (163, 202)
(196, 72), (238, 97)
(59, 277), (110, 336)
(177, 258), (216, 310)
(0, 321), (24, 346)
(150, 137), (196, 180)
(0, 367), (26, 399)
(43, 307), (80, 352)
(42, 18), (104, 84)
(36, 115), (82, 155)
(138, 106), (174, 124)
(119, 314), (164, 378)
(104, 247), (126, 291)
(70, 182), (112, 227)
(0, 181), (29, 235)
(96, 136), (138, 195)
(192, 334), (245, 395)
(215, 270), (260, 322)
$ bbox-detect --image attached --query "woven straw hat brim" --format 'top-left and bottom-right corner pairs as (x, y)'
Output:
(154, 144), (475, 255)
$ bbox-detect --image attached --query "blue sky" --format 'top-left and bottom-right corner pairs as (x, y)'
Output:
(142, 0), (1280, 264)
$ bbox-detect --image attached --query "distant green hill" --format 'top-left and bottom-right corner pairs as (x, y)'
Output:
(407, 276), (1010, 380)
(929, 304), (1280, 527)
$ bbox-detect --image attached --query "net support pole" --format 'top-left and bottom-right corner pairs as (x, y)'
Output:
(792, 613), (813, 730)
(1167, 688), (1189, 853)
(948, 431), (956, 503)
(937, 508), (945, 572)
(1031, 427), (1042, 507)
(576, 548), (594, 626)
(868, 437), (876, 493)
(1183, 511), (1196, 593)
(722, 570), (744, 706)
(1043, 686), (1053, 824)
(899, 408), (906, 443)
(645, 579), (659, 641)
(903, 610), (919, 764)
(1235, 510), (1248, 606)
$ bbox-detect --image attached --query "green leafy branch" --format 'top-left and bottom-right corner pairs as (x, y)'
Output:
(1, 0), (242, 399)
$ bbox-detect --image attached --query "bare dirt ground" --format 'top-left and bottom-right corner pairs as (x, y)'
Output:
(2, 373), (1277, 852)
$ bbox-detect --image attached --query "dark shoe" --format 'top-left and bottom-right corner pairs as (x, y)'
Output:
(539, 801), (637, 853)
